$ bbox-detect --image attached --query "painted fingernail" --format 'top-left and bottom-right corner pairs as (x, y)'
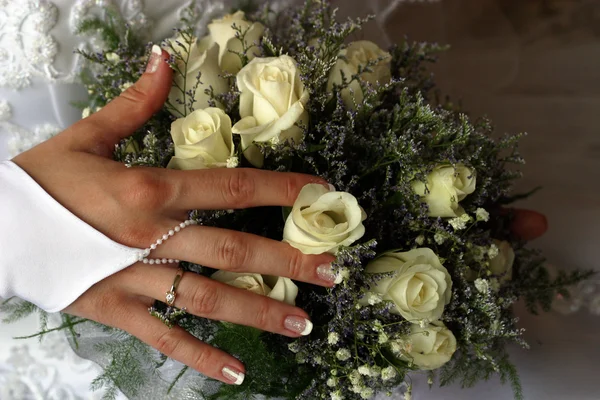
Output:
(284, 316), (313, 336)
(317, 263), (342, 284)
(222, 366), (245, 385)
(146, 45), (162, 73)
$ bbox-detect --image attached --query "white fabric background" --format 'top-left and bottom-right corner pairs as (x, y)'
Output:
(1, 0), (600, 399)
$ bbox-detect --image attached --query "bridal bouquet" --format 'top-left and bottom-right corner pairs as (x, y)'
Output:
(7, 1), (591, 399)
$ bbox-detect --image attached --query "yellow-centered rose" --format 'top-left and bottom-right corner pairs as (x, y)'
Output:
(365, 248), (452, 323)
(211, 270), (298, 306)
(202, 11), (265, 74)
(283, 184), (366, 255)
(232, 55), (309, 167)
(412, 164), (476, 218)
(164, 35), (228, 117)
(167, 108), (236, 170)
(327, 40), (391, 109)
(400, 322), (457, 370)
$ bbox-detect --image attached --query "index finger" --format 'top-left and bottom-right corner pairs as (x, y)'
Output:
(162, 168), (330, 210)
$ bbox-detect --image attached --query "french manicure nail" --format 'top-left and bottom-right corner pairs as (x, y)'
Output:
(222, 366), (245, 385)
(327, 184), (336, 192)
(317, 263), (342, 284)
(146, 45), (162, 73)
(284, 316), (313, 336)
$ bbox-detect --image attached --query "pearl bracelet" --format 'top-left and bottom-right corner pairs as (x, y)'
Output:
(137, 219), (198, 265)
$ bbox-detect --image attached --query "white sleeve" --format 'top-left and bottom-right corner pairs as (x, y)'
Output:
(0, 160), (145, 313)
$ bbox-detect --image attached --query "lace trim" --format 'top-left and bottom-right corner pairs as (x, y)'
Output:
(0, 100), (61, 157)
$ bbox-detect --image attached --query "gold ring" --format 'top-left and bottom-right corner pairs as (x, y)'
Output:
(165, 267), (184, 306)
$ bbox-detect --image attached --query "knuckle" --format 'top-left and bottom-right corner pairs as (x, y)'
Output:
(192, 349), (212, 372)
(215, 234), (249, 270)
(287, 249), (305, 280)
(224, 170), (255, 207)
(121, 170), (172, 211)
(191, 284), (220, 316)
(254, 298), (271, 329)
(120, 85), (154, 115)
(155, 329), (180, 357)
(285, 176), (302, 204)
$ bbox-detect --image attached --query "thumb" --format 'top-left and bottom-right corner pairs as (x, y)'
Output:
(80, 45), (173, 149)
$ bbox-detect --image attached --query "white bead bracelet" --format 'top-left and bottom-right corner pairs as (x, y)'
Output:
(137, 219), (198, 265)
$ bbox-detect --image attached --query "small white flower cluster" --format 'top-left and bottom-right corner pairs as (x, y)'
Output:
(328, 332), (340, 345)
(474, 278), (489, 294)
(448, 213), (471, 231)
(335, 348), (352, 361)
(363, 292), (383, 306)
(476, 207), (490, 222)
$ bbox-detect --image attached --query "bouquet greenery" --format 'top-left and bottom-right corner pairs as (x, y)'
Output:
(3, 1), (592, 399)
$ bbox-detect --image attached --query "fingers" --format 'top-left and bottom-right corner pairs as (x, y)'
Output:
(163, 168), (330, 210)
(509, 208), (548, 241)
(151, 225), (337, 287)
(115, 297), (246, 385)
(68, 46), (173, 154)
(122, 265), (314, 338)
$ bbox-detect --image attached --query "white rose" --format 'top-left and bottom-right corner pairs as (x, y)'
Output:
(401, 322), (457, 370)
(489, 240), (515, 283)
(211, 270), (298, 306)
(167, 108), (236, 170)
(232, 55), (309, 167)
(412, 164), (476, 218)
(164, 35), (229, 117)
(201, 11), (265, 74)
(364, 248), (452, 323)
(283, 184), (366, 255)
(327, 40), (391, 109)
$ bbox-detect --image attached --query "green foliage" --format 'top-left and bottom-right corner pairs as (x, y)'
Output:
(205, 324), (312, 399)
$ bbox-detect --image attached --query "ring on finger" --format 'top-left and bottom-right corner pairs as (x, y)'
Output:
(149, 267), (187, 329)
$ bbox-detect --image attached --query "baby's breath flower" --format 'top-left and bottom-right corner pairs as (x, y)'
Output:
(336, 348), (351, 361)
(349, 370), (362, 385)
(296, 352), (306, 363)
(448, 216), (468, 231)
(82, 108), (91, 119)
(119, 82), (133, 92)
(434, 232), (445, 244)
(474, 278), (489, 293)
(328, 332), (340, 345)
(381, 366), (397, 381)
(226, 156), (239, 168)
(476, 207), (490, 222)
(460, 213), (471, 223)
(327, 377), (337, 387)
(339, 267), (350, 281)
(331, 390), (344, 400)
(415, 235), (425, 245)
(358, 365), (371, 376)
(106, 52), (120, 63)
(364, 292), (383, 305)
(288, 342), (300, 353)
(390, 341), (402, 355)
(489, 277), (500, 291)
(488, 243), (499, 259)
(360, 387), (374, 399)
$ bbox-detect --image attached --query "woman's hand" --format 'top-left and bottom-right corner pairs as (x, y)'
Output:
(12, 49), (336, 385)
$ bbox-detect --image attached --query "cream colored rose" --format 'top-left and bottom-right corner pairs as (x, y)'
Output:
(489, 240), (515, 283)
(283, 184), (366, 255)
(199, 11), (265, 74)
(167, 108), (236, 170)
(401, 322), (457, 370)
(211, 270), (298, 306)
(232, 55), (309, 167)
(365, 248), (452, 323)
(327, 40), (391, 109)
(164, 35), (228, 117)
(412, 164), (476, 218)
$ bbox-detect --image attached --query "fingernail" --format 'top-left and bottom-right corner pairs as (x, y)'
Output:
(284, 316), (313, 336)
(317, 263), (342, 284)
(146, 45), (162, 73)
(327, 184), (336, 192)
(222, 366), (245, 385)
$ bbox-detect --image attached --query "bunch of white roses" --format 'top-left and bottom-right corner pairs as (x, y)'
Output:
(162, 11), (517, 374)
